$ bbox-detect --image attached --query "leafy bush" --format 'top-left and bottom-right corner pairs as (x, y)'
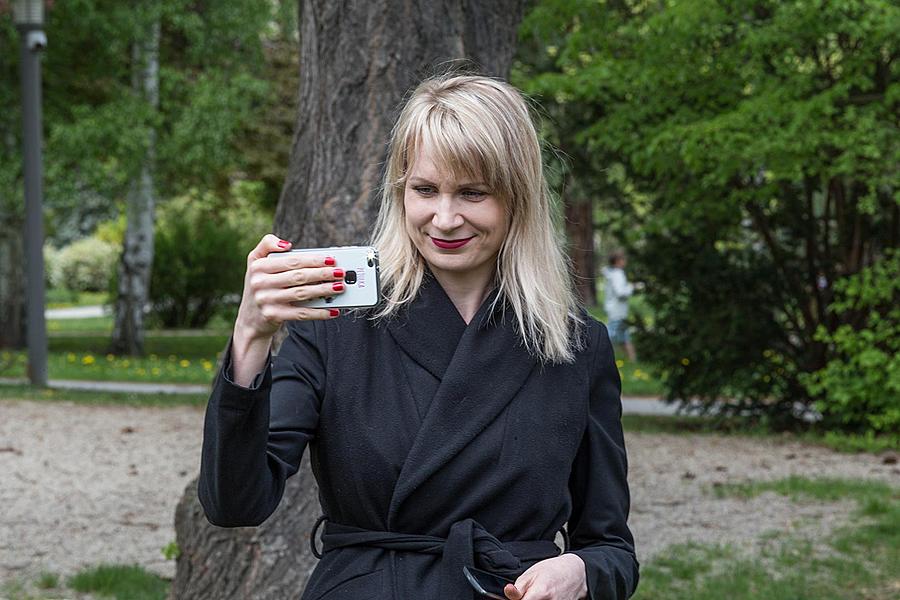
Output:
(801, 253), (900, 434)
(150, 186), (268, 328)
(53, 236), (119, 293)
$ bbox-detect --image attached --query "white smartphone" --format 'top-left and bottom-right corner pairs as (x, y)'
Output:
(289, 246), (380, 309)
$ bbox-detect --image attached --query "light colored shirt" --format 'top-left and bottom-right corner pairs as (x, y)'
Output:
(602, 266), (633, 321)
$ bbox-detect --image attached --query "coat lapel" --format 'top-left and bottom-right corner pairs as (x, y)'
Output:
(386, 271), (467, 381)
(386, 275), (538, 525)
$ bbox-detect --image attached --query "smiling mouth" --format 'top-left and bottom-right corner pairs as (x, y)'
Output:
(430, 235), (475, 249)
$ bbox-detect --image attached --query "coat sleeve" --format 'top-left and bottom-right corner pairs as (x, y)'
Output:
(565, 322), (639, 599)
(198, 320), (326, 527)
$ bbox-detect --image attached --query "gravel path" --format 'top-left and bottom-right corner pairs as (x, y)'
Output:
(1, 400), (897, 586)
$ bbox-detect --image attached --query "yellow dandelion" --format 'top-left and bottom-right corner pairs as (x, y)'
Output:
(681, 358), (690, 366)
(151, 367), (161, 376)
(82, 355), (95, 365)
(180, 359), (191, 368)
(106, 354), (115, 362)
(136, 368), (146, 376)
(121, 359), (130, 368)
(202, 360), (213, 371)
(615, 359), (625, 368)
(67, 353), (76, 363)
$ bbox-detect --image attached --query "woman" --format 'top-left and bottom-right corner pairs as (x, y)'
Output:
(199, 74), (639, 600)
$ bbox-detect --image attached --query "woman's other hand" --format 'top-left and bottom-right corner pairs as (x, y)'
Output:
(230, 234), (344, 386)
(503, 554), (588, 600)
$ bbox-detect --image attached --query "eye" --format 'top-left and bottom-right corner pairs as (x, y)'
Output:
(412, 185), (437, 196)
(461, 189), (487, 200)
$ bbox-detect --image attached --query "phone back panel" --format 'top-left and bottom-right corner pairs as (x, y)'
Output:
(289, 246), (380, 309)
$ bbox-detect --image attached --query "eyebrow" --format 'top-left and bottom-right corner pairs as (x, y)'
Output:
(408, 177), (488, 187)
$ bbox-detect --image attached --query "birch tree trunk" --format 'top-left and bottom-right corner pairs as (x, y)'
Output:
(171, 1), (525, 598)
(110, 18), (160, 356)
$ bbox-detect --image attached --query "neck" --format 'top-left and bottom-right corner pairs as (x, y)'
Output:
(428, 264), (496, 325)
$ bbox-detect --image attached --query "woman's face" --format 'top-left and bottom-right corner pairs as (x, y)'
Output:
(404, 145), (509, 287)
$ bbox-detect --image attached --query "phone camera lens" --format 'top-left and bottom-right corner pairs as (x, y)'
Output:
(367, 258), (374, 267)
(345, 270), (357, 284)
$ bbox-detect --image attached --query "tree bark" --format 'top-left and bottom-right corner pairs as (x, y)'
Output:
(172, 1), (524, 598)
(110, 17), (160, 356)
(273, 0), (525, 245)
(564, 192), (597, 306)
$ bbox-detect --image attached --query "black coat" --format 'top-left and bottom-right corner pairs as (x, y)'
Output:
(199, 273), (639, 600)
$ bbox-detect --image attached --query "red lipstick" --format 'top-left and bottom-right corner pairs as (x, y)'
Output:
(431, 236), (474, 249)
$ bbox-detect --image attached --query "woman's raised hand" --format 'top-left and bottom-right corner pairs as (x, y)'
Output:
(230, 235), (344, 387)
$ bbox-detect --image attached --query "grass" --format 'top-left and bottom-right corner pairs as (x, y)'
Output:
(46, 315), (113, 333)
(69, 564), (168, 600)
(634, 475), (900, 600)
(622, 413), (900, 453)
(0, 384), (208, 407)
(45, 289), (108, 309)
(2, 565), (168, 600)
(0, 330), (229, 384)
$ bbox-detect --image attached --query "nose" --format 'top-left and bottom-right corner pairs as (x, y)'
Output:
(432, 194), (464, 232)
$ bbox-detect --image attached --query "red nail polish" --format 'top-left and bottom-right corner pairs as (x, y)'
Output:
(329, 309), (340, 317)
(324, 257), (335, 266)
(277, 240), (290, 248)
(333, 269), (344, 278)
(333, 282), (344, 291)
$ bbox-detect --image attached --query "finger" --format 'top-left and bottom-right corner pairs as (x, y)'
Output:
(263, 266), (345, 289)
(260, 280), (347, 304)
(248, 234), (292, 264)
(264, 306), (340, 322)
(253, 252), (335, 275)
(504, 583), (523, 600)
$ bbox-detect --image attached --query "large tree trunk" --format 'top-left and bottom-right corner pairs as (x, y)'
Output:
(273, 0), (524, 245)
(110, 17), (160, 356)
(564, 193), (597, 306)
(171, 1), (524, 598)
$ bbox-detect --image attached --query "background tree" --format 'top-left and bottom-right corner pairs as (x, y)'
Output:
(171, 1), (526, 598)
(518, 0), (899, 431)
(110, 5), (160, 355)
(0, 0), (275, 354)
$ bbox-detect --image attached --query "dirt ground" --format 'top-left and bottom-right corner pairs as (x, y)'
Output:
(1, 399), (897, 586)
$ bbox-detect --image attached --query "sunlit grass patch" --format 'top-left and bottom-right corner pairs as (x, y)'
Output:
(634, 476), (900, 599)
(68, 564), (168, 600)
(711, 476), (896, 503)
(0, 384), (207, 407)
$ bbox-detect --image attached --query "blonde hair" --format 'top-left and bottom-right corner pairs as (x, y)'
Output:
(369, 74), (585, 364)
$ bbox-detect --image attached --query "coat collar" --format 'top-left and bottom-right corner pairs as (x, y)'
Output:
(385, 270), (538, 525)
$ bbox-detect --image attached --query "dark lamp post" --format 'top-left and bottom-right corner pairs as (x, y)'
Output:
(15, 0), (49, 387)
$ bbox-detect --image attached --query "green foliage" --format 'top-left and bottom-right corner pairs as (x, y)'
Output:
(0, 0), (278, 243)
(801, 252), (900, 433)
(517, 0), (900, 432)
(161, 540), (181, 561)
(150, 186), (268, 328)
(51, 236), (119, 293)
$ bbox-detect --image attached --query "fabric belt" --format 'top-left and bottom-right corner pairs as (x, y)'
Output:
(311, 516), (563, 600)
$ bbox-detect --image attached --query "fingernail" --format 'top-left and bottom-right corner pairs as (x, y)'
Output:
(324, 257), (335, 266)
(277, 240), (290, 248)
(329, 309), (340, 317)
(333, 282), (344, 291)
(333, 269), (344, 278)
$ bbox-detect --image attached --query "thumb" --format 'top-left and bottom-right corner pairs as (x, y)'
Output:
(503, 583), (523, 600)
